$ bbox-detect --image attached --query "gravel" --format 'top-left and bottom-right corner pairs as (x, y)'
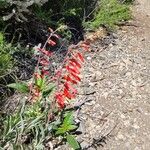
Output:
(72, 0), (150, 149)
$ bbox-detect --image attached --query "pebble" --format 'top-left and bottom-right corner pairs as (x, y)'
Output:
(87, 56), (92, 60)
(132, 124), (140, 129)
(117, 133), (126, 140)
(80, 141), (90, 149)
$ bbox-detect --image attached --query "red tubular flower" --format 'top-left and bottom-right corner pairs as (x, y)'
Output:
(55, 93), (65, 108)
(39, 58), (49, 66)
(34, 88), (40, 97)
(69, 58), (81, 68)
(63, 88), (75, 99)
(48, 27), (54, 32)
(69, 62), (79, 72)
(66, 65), (80, 74)
(76, 52), (84, 62)
(34, 73), (43, 79)
(70, 72), (81, 82)
(63, 75), (78, 84)
(37, 48), (53, 57)
(53, 34), (60, 39)
(48, 40), (56, 46)
(80, 43), (90, 51)
(64, 82), (77, 94)
(41, 69), (49, 76)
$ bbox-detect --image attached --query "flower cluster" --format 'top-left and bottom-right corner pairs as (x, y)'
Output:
(55, 41), (90, 108)
(31, 27), (90, 108)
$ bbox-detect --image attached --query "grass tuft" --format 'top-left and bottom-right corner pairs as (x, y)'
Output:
(85, 0), (132, 29)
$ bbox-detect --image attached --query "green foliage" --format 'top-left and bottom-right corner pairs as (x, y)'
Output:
(0, 100), (49, 149)
(54, 111), (79, 149)
(0, 0), (8, 8)
(33, 0), (97, 26)
(55, 112), (77, 135)
(7, 82), (29, 93)
(0, 32), (14, 77)
(0, 100), (79, 149)
(85, 0), (132, 29)
(66, 134), (80, 150)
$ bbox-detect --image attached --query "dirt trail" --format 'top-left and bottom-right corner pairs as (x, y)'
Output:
(67, 1), (150, 150)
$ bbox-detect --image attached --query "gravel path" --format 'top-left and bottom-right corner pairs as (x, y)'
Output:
(72, 1), (150, 150)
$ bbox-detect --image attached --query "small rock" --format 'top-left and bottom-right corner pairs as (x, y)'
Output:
(120, 114), (126, 119)
(117, 133), (125, 140)
(80, 141), (90, 149)
(132, 124), (140, 129)
(87, 56), (92, 60)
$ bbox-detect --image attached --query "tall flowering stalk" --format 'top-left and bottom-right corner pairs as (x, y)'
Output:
(30, 27), (58, 101)
(31, 26), (90, 109)
(54, 41), (90, 108)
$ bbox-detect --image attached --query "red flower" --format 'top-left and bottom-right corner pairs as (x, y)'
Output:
(53, 34), (60, 39)
(39, 58), (49, 66)
(41, 69), (49, 76)
(80, 43), (90, 51)
(55, 93), (65, 108)
(70, 72), (81, 82)
(66, 65), (80, 74)
(48, 40), (56, 46)
(77, 52), (84, 62)
(69, 58), (81, 68)
(63, 88), (75, 99)
(37, 48), (53, 57)
(63, 75), (78, 84)
(64, 82), (77, 94)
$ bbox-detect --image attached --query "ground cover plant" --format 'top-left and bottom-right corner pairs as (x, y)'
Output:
(85, 0), (132, 29)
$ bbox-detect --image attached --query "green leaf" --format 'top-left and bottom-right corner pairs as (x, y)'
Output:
(55, 127), (65, 135)
(66, 125), (77, 131)
(63, 112), (74, 125)
(35, 76), (45, 90)
(66, 134), (80, 150)
(43, 84), (55, 97)
(7, 82), (29, 93)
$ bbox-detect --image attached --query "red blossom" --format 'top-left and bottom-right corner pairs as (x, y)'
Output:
(63, 88), (75, 99)
(63, 75), (78, 84)
(66, 65), (80, 74)
(69, 58), (81, 68)
(39, 58), (49, 66)
(32, 27), (91, 108)
(53, 34), (60, 39)
(64, 82), (77, 94)
(76, 52), (84, 62)
(37, 48), (53, 57)
(70, 72), (81, 81)
(55, 93), (65, 108)
(48, 39), (56, 46)
(41, 69), (49, 76)
(80, 43), (90, 51)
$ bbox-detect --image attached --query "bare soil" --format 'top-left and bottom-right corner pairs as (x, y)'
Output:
(63, 0), (150, 149)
